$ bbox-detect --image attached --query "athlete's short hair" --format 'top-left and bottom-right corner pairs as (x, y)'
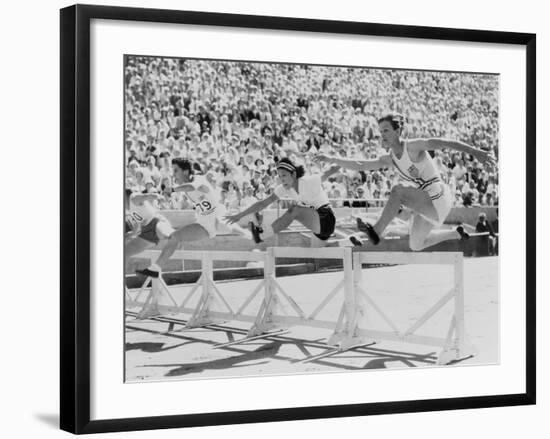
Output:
(172, 158), (194, 174)
(377, 113), (406, 131)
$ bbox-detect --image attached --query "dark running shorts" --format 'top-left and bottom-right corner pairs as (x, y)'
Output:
(313, 205), (336, 241)
(138, 216), (169, 244)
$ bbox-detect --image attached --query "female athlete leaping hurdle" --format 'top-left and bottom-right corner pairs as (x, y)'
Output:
(225, 157), (340, 244)
(137, 158), (252, 279)
(316, 112), (496, 251)
(125, 189), (175, 259)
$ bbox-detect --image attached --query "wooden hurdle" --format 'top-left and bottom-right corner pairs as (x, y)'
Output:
(349, 251), (476, 364)
(126, 250), (269, 328)
(127, 247), (361, 347)
(127, 248), (475, 364)
(244, 248), (475, 363)
(246, 247), (362, 349)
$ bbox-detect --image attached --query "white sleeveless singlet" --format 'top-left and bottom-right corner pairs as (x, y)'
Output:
(390, 141), (452, 225)
(390, 141), (444, 201)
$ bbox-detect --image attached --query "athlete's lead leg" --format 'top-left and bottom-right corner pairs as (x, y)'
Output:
(271, 205), (321, 234)
(155, 223), (211, 268)
(372, 184), (409, 236)
(367, 185), (439, 242)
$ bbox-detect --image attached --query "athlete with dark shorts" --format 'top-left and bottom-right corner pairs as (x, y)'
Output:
(125, 188), (174, 258)
(225, 157), (339, 243)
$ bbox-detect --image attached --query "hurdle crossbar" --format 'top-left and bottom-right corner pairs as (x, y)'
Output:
(137, 249), (266, 263)
(272, 246), (350, 260)
(355, 251), (459, 265)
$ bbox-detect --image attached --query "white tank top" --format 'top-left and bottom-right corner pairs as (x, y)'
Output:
(184, 175), (219, 217)
(128, 199), (157, 225)
(274, 174), (330, 209)
(390, 141), (444, 198)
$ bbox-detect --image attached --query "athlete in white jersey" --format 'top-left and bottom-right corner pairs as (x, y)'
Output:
(125, 189), (174, 257)
(316, 113), (496, 251)
(178, 172), (220, 238)
(137, 159), (251, 278)
(225, 157), (340, 243)
(388, 137), (452, 227)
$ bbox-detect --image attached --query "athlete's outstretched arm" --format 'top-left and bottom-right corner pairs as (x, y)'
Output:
(129, 193), (160, 206)
(408, 138), (496, 167)
(225, 192), (279, 224)
(321, 164), (341, 182)
(314, 153), (393, 172)
(173, 183), (209, 193)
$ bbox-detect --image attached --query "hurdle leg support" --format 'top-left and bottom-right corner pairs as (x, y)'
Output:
(186, 254), (229, 328)
(437, 254), (477, 364)
(135, 277), (174, 319)
(246, 275), (287, 336)
(327, 251), (376, 351)
(246, 249), (288, 337)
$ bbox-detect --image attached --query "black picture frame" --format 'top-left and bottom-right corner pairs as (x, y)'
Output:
(60, 4), (536, 434)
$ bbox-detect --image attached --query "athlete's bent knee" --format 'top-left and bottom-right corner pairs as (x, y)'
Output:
(409, 236), (427, 252)
(169, 228), (188, 241)
(390, 184), (405, 199)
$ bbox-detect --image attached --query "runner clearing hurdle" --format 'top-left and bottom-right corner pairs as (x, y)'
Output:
(125, 189), (174, 259)
(136, 158), (253, 279)
(225, 157), (340, 244)
(315, 112), (496, 250)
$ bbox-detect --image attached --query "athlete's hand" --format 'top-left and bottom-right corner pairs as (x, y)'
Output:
(313, 153), (331, 164)
(472, 149), (497, 171)
(224, 213), (242, 225)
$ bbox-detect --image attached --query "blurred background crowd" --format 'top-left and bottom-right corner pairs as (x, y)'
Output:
(124, 56), (499, 211)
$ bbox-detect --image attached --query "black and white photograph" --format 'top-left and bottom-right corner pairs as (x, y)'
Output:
(123, 56), (500, 382)
(51, 1), (538, 435)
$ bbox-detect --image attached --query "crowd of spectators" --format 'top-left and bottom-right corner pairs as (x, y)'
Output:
(124, 56), (499, 212)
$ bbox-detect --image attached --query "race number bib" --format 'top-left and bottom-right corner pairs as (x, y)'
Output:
(125, 212), (142, 234)
(194, 200), (215, 215)
(128, 211), (144, 224)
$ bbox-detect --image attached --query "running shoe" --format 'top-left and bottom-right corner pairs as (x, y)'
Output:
(349, 236), (363, 247)
(356, 218), (380, 245)
(249, 221), (263, 244)
(136, 267), (160, 278)
(456, 225), (470, 241)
